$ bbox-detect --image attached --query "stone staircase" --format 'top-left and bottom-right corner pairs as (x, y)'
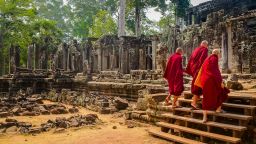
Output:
(130, 76), (256, 143)
(146, 91), (256, 143)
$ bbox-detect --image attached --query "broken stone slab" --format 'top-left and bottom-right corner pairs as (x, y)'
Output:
(227, 81), (244, 90)
(54, 128), (66, 133)
(5, 126), (18, 133)
(28, 127), (42, 134)
(0, 112), (11, 118)
(113, 97), (129, 110)
(50, 107), (68, 114)
(20, 111), (39, 116)
(70, 119), (80, 127)
(68, 107), (79, 113)
(5, 118), (18, 123)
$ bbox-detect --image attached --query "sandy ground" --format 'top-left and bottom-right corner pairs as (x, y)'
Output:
(0, 101), (170, 144)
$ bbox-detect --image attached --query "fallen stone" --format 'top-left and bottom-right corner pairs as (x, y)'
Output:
(19, 127), (29, 134)
(54, 128), (65, 133)
(113, 97), (128, 110)
(6, 118), (18, 123)
(0, 112), (10, 118)
(20, 111), (38, 116)
(28, 127), (42, 134)
(227, 81), (243, 90)
(112, 126), (117, 129)
(18, 122), (32, 128)
(70, 119), (79, 127)
(0, 128), (6, 133)
(50, 107), (68, 114)
(68, 107), (79, 113)
(127, 125), (135, 128)
(6, 126), (17, 133)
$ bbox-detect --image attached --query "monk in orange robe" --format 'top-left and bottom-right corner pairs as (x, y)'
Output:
(186, 40), (208, 109)
(164, 48), (184, 108)
(196, 49), (230, 122)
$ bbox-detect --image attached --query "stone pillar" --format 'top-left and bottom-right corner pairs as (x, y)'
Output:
(221, 32), (228, 72)
(27, 45), (33, 69)
(34, 44), (40, 69)
(119, 37), (126, 73)
(67, 47), (70, 71)
(71, 54), (75, 71)
(97, 48), (102, 72)
(152, 37), (158, 70)
(139, 49), (146, 70)
(227, 22), (234, 72)
(9, 46), (15, 74)
(63, 43), (68, 71)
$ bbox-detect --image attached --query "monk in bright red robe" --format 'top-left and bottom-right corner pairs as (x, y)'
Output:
(164, 48), (184, 108)
(186, 40), (208, 109)
(196, 49), (230, 122)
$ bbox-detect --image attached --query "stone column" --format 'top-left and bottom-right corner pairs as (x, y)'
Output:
(227, 21), (234, 72)
(67, 47), (70, 71)
(62, 43), (67, 71)
(139, 49), (146, 70)
(151, 37), (158, 70)
(221, 32), (228, 72)
(97, 48), (102, 72)
(27, 45), (33, 69)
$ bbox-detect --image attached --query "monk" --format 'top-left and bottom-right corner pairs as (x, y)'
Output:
(195, 49), (230, 122)
(186, 40), (208, 109)
(164, 48), (184, 108)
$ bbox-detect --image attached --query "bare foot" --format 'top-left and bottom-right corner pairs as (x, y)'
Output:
(191, 103), (199, 110)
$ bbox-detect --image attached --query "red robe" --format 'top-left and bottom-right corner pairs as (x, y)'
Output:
(164, 53), (184, 96)
(186, 46), (208, 96)
(200, 54), (230, 110)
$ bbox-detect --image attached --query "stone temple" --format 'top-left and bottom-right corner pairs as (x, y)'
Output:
(0, 0), (256, 143)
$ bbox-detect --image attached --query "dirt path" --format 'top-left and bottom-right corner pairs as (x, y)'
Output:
(0, 103), (170, 144)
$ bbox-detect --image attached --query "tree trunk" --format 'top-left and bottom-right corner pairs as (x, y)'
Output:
(135, 0), (141, 37)
(118, 0), (126, 37)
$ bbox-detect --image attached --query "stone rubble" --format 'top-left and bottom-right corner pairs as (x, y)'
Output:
(0, 90), (79, 118)
(0, 114), (98, 135)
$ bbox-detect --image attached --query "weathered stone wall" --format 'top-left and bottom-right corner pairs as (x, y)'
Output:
(179, 3), (256, 73)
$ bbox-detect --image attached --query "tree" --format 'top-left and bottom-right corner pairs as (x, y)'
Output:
(89, 10), (117, 38)
(0, 0), (36, 74)
(34, 0), (72, 40)
(118, 0), (126, 37)
(126, 0), (167, 37)
(170, 0), (191, 24)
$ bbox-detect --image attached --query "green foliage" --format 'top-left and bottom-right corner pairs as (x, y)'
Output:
(31, 19), (63, 53)
(89, 10), (117, 38)
(125, 0), (168, 35)
(0, 0), (63, 74)
(171, 0), (191, 18)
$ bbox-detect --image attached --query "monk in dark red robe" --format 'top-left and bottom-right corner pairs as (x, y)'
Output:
(186, 40), (208, 109)
(164, 48), (184, 108)
(197, 49), (229, 122)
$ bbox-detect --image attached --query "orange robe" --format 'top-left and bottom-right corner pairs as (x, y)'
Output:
(200, 54), (230, 110)
(164, 53), (184, 96)
(186, 46), (208, 96)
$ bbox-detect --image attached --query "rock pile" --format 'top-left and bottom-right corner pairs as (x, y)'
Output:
(47, 90), (129, 114)
(0, 92), (79, 118)
(0, 114), (98, 134)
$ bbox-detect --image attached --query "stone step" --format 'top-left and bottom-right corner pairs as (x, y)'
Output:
(147, 93), (168, 102)
(161, 113), (247, 135)
(184, 91), (256, 101)
(148, 129), (206, 144)
(178, 98), (256, 111)
(148, 105), (252, 122)
(157, 122), (241, 143)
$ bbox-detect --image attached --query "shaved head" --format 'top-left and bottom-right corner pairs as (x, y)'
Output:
(201, 40), (208, 48)
(176, 47), (183, 54)
(212, 49), (220, 55)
